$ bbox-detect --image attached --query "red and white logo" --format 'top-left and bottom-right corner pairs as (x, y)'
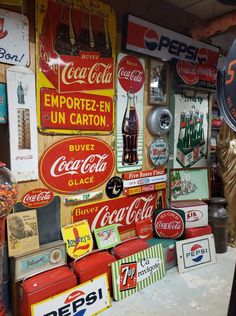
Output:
(177, 60), (199, 85)
(22, 188), (54, 208)
(135, 218), (153, 240)
(154, 209), (184, 239)
(39, 137), (115, 194)
(117, 55), (145, 93)
(186, 210), (203, 222)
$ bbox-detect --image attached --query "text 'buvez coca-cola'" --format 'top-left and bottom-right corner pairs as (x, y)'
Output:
(39, 137), (114, 194)
(72, 193), (158, 233)
(22, 188), (54, 208)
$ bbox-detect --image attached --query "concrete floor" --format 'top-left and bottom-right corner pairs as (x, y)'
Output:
(102, 247), (236, 316)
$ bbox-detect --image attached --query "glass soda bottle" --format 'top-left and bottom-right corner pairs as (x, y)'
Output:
(17, 81), (25, 104)
(122, 91), (139, 166)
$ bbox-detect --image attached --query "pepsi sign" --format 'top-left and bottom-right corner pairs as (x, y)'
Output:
(32, 274), (111, 316)
(124, 14), (219, 67)
(176, 234), (216, 273)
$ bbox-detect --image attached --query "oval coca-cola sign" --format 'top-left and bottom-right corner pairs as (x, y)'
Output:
(153, 209), (185, 239)
(117, 55), (145, 93)
(22, 188), (54, 208)
(39, 137), (115, 194)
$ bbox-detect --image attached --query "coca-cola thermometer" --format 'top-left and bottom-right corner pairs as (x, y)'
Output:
(116, 53), (145, 172)
(39, 137), (115, 194)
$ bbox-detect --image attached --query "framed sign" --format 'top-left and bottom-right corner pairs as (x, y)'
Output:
(169, 167), (210, 202)
(148, 59), (169, 105)
(94, 224), (121, 250)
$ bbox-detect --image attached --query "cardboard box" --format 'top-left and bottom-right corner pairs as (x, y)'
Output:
(170, 201), (208, 229)
(176, 141), (205, 167)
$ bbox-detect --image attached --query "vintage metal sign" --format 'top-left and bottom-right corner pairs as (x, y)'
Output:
(61, 220), (93, 259)
(22, 188), (54, 208)
(72, 192), (158, 233)
(124, 14), (219, 67)
(36, 0), (116, 135)
(31, 274), (111, 316)
(39, 136), (115, 194)
(123, 174), (167, 188)
(123, 168), (166, 180)
(10, 240), (66, 281)
(176, 234), (216, 273)
(0, 9), (29, 66)
(124, 182), (166, 196)
(7, 66), (39, 182)
(116, 53), (145, 172)
(111, 244), (165, 301)
(173, 59), (217, 90)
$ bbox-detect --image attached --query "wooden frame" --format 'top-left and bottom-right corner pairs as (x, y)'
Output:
(94, 224), (121, 250)
(169, 167), (210, 202)
(148, 59), (169, 105)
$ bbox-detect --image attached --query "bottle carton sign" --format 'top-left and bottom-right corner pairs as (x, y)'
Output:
(116, 53), (145, 172)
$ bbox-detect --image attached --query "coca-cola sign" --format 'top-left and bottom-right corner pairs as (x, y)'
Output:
(118, 55), (145, 93)
(72, 192), (158, 233)
(39, 137), (115, 194)
(22, 188), (54, 208)
(177, 60), (199, 85)
(153, 209), (185, 239)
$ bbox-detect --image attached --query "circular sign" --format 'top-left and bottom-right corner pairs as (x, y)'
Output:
(117, 55), (145, 93)
(49, 248), (63, 264)
(146, 107), (173, 136)
(39, 137), (115, 194)
(148, 138), (169, 167)
(106, 176), (123, 199)
(154, 209), (184, 239)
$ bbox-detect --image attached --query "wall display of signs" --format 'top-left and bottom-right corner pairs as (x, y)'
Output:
(72, 192), (158, 234)
(173, 91), (209, 168)
(39, 136), (114, 194)
(36, 0), (116, 135)
(31, 274), (111, 316)
(7, 66), (39, 182)
(172, 59), (217, 90)
(0, 83), (7, 123)
(111, 244), (165, 301)
(7, 209), (39, 257)
(61, 220), (93, 259)
(123, 14), (219, 67)
(94, 224), (121, 250)
(153, 208), (185, 239)
(217, 38), (236, 132)
(148, 138), (169, 167)
(0, 9), (29, 66)
(170, 168), (210, 202)
(22, 188), (54, 209)
(116, 53), (145, 172)
(10, 240), (66, 281)
(176, 234), (216, 273)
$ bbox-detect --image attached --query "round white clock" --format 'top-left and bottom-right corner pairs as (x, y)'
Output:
(148, 138), (169, 167)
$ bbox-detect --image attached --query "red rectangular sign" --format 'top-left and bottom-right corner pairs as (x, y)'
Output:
(72, 192), (158, 233)
(124, 183), (166, 196)
(123, 168), (166, 180)
(40, 88), (113, 132)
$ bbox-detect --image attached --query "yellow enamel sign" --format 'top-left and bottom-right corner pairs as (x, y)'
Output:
(61, 220), (93, 259)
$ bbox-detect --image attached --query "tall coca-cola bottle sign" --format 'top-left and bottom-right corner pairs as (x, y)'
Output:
(116, 53), (145, 172)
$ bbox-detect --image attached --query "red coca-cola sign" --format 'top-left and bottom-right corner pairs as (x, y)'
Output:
(72, 192), (157, 233)
(154, 209), (185, 239)
(117, 55), (145, 93)
(177, 60), (199, 85)
(22, 188), (54, 208)
(39, 137), (115, 194)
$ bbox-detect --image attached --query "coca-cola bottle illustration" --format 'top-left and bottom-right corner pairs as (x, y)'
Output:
(122, 91), (139, 166)
(17, 81), (25, 104)
(76, 8), (96, 52)
(54, 5), (78, 56)
(96, 13), (112, 57)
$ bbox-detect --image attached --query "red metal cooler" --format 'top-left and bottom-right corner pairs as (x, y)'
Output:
(19, 266), (77, 316)
(113, 238), (149, 259)
(185, 225), (212, 239)
(72, 250), (116, 292)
